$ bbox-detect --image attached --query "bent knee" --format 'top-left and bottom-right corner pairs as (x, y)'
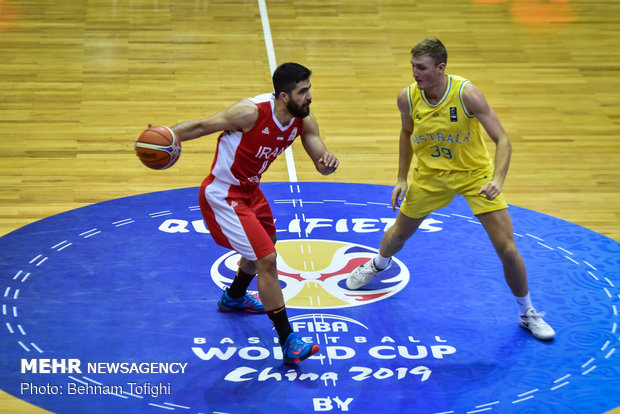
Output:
(255, 252), (277, 273)
(389, 223), (418, 245)
(495, 242), (521, 262)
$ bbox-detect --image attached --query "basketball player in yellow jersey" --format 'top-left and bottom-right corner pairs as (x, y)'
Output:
(347, 38), (555, 341)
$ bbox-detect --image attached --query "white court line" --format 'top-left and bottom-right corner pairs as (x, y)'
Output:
(148, 403), (174, 410)
(149, 212), (171, 218)
(557, 246), (573, 255)
(583, 260), (597, 270)
(83, 376), (103, 385)
(164, 402), (191, 409)
(68, 376), (88, 385)
(452, 213), (472, 219)
(582, 365), (597, 375)
(30, 343), (44, 353)
(257, 0), (297, 183)
(550, 381), (569, 391)
(475, 401), (500, 408)
(564, 255), (579, 265)
(52, 240), (68, 249)
(537, 242), (554, 250)
(512, 395), (534, 404)
(57, 243), (72, 251)
(518, 388), (538, 397)
(526, 233), (543, 241)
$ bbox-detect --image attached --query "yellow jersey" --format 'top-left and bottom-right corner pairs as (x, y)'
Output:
(408, 75), (492, 171)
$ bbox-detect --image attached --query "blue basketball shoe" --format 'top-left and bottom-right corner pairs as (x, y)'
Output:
(217, 288), (265, 313)
(282, 332), (320, 364)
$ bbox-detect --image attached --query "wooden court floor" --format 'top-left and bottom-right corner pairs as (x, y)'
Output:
(1, 0), (619, 413)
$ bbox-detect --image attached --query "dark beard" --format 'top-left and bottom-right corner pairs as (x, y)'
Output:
(287, 100), (310, 118)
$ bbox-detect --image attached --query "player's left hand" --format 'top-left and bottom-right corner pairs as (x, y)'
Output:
(479, 180), (502, 200)
(318, 152), (339, 175)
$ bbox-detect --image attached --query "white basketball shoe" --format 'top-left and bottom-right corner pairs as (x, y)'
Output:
(346, 258), (391, 290)
(519, 308), (555, 341)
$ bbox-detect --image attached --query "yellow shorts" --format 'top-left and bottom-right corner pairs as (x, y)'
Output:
(400, 166), (508, 219)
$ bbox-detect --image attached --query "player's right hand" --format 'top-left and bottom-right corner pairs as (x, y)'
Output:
(391, 181), (408, 212)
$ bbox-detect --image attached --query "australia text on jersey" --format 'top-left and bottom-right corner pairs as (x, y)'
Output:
(411, 131), (471, 144)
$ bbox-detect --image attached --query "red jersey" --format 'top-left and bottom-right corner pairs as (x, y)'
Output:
(210, 93), (304, 187)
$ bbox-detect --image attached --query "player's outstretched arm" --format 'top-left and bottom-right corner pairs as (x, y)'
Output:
(170, 99), (258, 143)
(301, 113), (339, 175)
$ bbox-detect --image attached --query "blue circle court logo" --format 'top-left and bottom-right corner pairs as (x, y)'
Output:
(0, 182), (618, 414)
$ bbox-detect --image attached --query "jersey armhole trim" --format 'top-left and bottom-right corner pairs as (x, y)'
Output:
(459, 80), (475, 118)
(407, 86), (413, 117)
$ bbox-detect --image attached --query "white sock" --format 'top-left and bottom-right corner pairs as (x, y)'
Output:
(515, 292), (533, 316)
(373, 254), (392, 270)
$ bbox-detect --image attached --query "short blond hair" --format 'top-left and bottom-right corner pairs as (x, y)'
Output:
(411, 38), (447, 66)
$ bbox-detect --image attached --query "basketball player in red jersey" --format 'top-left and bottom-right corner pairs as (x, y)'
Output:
(169, 63), (338, 364)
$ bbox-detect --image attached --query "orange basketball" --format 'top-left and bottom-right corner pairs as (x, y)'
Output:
(135, 125), (181, 170)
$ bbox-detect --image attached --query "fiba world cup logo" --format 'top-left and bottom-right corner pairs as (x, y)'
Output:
(210, 239), (410, 309)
